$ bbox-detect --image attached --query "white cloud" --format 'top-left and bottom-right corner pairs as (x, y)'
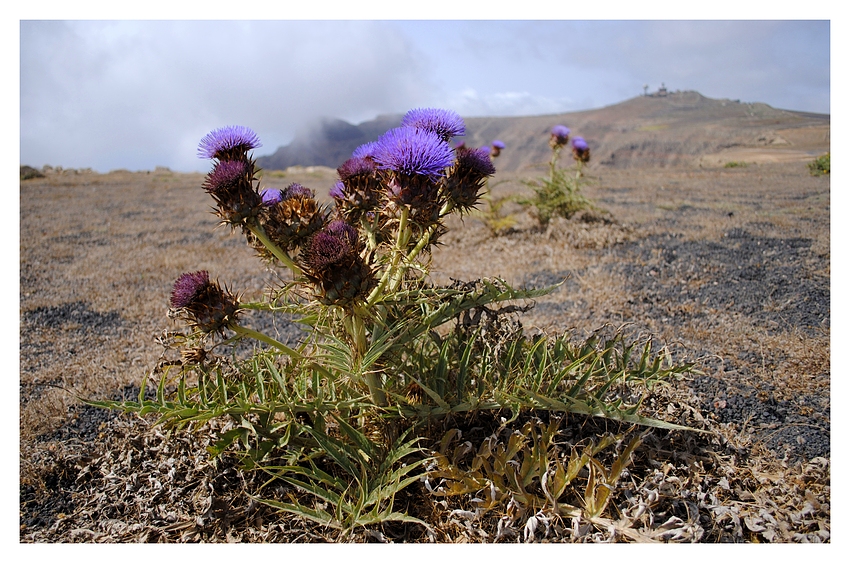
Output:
(448, 88), (577, 117)
(20, 20), (830, 172)
(21, 21), (434, 172)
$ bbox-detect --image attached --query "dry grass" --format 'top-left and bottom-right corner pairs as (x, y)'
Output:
(19, 155), (830, 542)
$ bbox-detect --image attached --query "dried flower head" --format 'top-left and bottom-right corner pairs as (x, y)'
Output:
(401, 108), (466, 141)
(333, 157), (381, 222)
(572, 136), (591, 163)
(198, 125), (262, 161)
(170, 270), (240, 334)
(251, 183), (327, 256)
(549, 125), (571, 149)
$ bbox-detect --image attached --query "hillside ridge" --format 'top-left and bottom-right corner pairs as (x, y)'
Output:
(257, 91), (829, 172)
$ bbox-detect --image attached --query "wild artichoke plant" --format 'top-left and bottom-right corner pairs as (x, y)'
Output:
(91, 108), (695, 535)
(519, 124), (595, 227)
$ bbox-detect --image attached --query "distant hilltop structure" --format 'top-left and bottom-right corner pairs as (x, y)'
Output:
(644, 83), (669, 97)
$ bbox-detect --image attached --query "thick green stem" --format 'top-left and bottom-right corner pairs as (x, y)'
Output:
(245, 218), (302, 277)
(342, 306), (387, 407)
(549, 146), (562, 185)
(364, 372), (387, 407)
(367, 205), (410, 305)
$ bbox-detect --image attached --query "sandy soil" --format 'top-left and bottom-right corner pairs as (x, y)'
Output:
(19, 152), (830, 542)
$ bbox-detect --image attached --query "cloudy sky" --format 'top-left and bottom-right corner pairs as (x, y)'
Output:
(19, 17), (831, 173)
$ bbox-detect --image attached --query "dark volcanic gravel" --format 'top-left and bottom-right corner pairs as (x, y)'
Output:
(22, 301), (124, 332)
(523, 224), (830, 464)
(612, 229), (828, 335)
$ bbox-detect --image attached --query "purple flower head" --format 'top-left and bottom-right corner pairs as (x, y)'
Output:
(456, 146), (496, 177)
(352, 141), (379, 160)
(261, 189), (283, 206)
(171, 271), (210, 309)
(337, 157), (377, 181)
(170, 270), (240, 333)
(401, 108), (466, 141)
(373, 127), (454, 179)
(549, 125), (571, 149)
(306, 220), (359, 271)
(282, 182), (314, 200)
(551, 125), (571, 140)
(571, 136), (590, 163)
(488, 140), (505, 158)
(329, 181), (345, 199)
(198, 126), (262, 160)
(204, 160), (247, 194)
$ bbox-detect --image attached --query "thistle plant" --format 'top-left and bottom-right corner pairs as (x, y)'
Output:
(518, 125), (595, 227)
(90, 108), (697, 536)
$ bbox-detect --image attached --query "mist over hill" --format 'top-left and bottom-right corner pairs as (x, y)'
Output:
(256, 91), (829, 173)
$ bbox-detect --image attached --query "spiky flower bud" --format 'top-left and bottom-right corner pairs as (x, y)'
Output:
(443, 146), (496, 212)
(202, 159), (263, 225)
(572, 136), (590, 163)
(333, 157), (381, 222)
(549, 125), (570, 149)
(170, 270), (240, 334)
(282, 183), (313, 199)
(303, 220), (375, 306)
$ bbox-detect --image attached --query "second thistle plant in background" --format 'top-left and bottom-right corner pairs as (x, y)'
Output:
(518, 125), (595, 227)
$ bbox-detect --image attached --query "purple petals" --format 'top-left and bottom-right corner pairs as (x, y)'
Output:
(373, 127), (454, 179)
(401, 108), (466, 141)
(262, 189), (283, 206)
(171, 270), (210, 309)
(197, 125), (262, 160)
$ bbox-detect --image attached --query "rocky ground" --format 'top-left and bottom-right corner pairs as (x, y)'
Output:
(19, 152), (830, 543)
